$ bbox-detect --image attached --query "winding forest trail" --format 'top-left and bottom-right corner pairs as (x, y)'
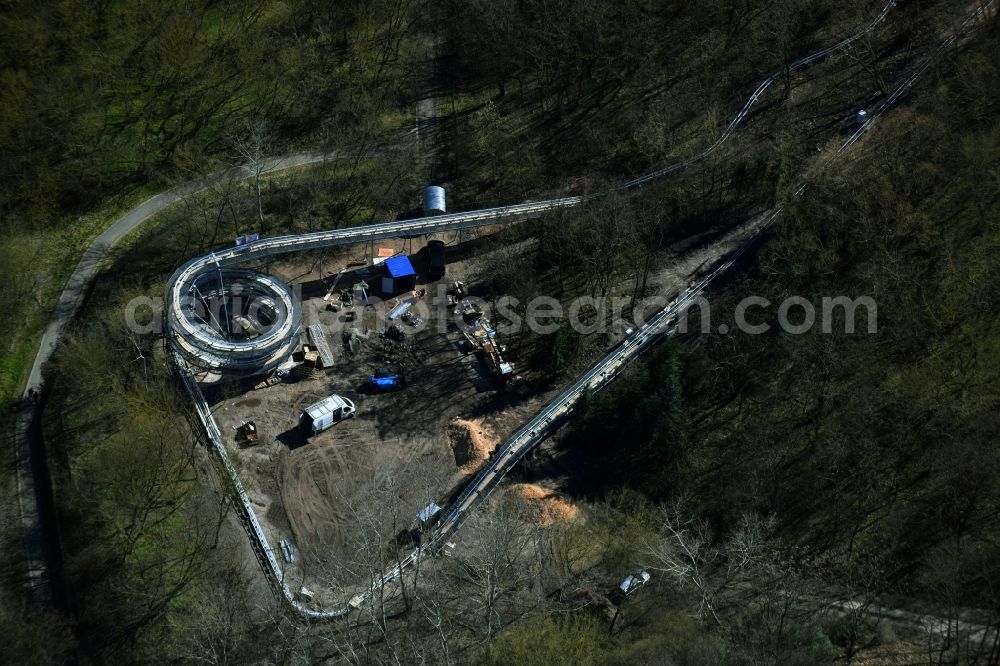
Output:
(14, 3), (998, 656)
(14, 150), (339, 605)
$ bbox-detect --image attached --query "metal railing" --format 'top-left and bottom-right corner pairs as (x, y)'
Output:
(166, 2), (901, 371)
(170, 0), (994, 619)
(174, 351), (350, 618)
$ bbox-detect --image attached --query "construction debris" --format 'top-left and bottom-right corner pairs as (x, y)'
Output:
(342, 327), (368, 355)
(382, 324), (406, 342)
(505, 375), (532, 397)
(323, 268), (347, 301)
(253, 372), (283, 390)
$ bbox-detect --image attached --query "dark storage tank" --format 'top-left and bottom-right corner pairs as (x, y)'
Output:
(426, 239), (446, 280)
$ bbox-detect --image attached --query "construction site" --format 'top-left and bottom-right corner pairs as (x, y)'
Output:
(11, 2), (1000, 661)
(192, 209), (577, 608)
(133, 0), (992, 625)
(167, 166), (781, 614)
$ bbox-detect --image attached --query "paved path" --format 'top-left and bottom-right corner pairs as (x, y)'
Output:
(13, 150), (338, 605)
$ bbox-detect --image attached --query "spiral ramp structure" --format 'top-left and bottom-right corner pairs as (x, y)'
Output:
(166, 262), (301, 377)
(163, 0), (999, 620)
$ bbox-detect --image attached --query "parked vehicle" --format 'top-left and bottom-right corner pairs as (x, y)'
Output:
(300, 394), (355, 435)
(619, 570), (651, 596)
(367, 368), (404, 392)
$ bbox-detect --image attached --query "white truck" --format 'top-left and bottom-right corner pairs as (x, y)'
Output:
(300, 394), (355, 436)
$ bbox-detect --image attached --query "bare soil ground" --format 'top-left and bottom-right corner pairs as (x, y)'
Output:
(446, 418), (498, 474)
(509, 482), (580, 527)
(198, 209), (786, 613)
(202, 184), (755, 608)
(204, 228), (572, 606)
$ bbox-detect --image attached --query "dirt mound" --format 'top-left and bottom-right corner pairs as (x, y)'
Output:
(512, 483), (579, 527)
(447, 418), (496, 474)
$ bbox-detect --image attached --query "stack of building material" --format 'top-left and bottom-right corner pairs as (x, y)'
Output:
(291, 360), (317, 380)
(279, 539), (296, 563)
(307, 324), (335, 368)
(388, 301), (412, 321)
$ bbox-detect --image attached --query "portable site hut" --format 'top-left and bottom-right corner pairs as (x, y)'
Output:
(381, 255), (416, 296)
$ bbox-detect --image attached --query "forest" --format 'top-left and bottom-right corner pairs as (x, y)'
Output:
(1, 0), (998, 663)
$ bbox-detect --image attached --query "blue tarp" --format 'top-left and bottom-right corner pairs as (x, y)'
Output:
(384, 255), (416, 278)
(369, 374), (401, 390)
(417, 502), (442, 523)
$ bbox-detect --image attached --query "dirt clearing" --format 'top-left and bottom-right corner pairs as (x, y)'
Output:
(446, 418), (497, 473)
(511, 483), (579, 527)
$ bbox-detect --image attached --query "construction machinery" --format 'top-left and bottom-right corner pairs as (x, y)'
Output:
(235, 420), (259, 446)
(460, 300), (514, 384)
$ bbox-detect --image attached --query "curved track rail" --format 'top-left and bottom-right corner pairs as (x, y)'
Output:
(623, 0), (896, 189)
(166, 199), (583, 370)
(14, 151), (339, 606)
(169, 0), (1000, 621)
(169, 269), (302, 374)
(166, 1), (901, 372)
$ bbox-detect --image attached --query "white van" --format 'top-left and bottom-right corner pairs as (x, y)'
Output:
(300, 394), (355, 436)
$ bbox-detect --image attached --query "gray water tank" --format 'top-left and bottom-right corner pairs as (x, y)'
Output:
(423, 185), (446, 215)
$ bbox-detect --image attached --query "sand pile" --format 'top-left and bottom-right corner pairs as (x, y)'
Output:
(447, 418), (496, 474)
(512, 483), (579, 527)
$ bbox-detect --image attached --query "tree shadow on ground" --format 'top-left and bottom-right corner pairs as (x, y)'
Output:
(277, 425), (309, 451)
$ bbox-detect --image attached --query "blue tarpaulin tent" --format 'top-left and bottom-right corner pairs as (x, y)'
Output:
(382, 255), (416, 295)
(417, 502), (442, 523)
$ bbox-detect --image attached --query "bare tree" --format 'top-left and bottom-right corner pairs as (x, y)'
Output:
(644, 500), (778, 626)
(230, 119), (273, 233)
(446, 493), (537, 644)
